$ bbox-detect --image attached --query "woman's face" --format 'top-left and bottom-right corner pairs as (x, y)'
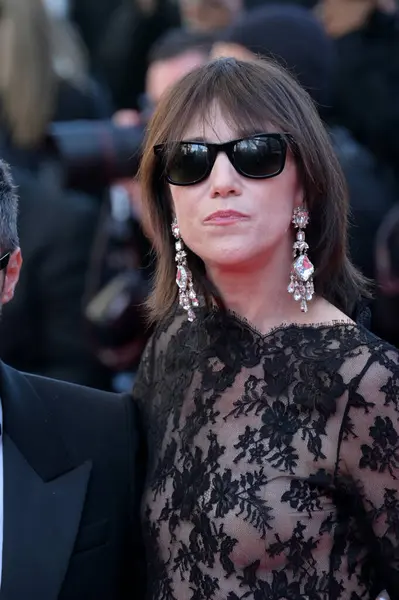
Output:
(169, 103), (304, 273)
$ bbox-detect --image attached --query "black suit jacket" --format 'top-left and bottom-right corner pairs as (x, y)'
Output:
(0, 361), (146, 600)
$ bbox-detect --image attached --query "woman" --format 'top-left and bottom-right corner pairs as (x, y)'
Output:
(135, 57), (399, 599)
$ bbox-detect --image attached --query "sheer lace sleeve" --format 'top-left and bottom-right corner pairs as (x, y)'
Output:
(337, 341), (399, 597)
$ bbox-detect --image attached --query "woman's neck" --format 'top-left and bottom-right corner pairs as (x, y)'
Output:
(206, 242), (332, 334)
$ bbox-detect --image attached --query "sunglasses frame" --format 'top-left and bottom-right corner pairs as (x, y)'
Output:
(0, 252), (10, 271)
(154, 133), (294, 186)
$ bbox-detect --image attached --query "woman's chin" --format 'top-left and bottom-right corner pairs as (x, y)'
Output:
(200, 245), (260, 270)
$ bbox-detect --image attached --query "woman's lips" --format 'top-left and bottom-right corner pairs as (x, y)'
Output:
(204, 210), (249, 224)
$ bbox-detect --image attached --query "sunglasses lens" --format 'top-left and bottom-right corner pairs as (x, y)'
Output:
(235, 136), (285, 178)
(167, 143), (210, 185)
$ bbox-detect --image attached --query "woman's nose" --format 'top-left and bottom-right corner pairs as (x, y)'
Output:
(209, 152), (242, 198)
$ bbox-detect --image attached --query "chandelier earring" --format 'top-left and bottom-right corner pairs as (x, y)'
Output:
(287, 207), (315, 313)
(172, 218), (199, 322)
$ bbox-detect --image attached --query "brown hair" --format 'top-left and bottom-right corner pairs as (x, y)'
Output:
(139, 57), (370, 323)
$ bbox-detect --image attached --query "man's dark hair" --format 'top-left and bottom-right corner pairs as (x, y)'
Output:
(148, 28), (215, 65)
(0, 160), (19, 252)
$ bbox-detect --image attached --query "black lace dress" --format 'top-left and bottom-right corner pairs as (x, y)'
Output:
(133, 309), (399, 600)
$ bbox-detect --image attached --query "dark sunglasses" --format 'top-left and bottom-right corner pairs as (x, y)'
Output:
(154, 133), (292, 186)
(0, 252), (10, 271)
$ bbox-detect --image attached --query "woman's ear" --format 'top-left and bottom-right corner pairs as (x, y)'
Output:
(1, 248), (22, 304)
(294, 180), (305, 211)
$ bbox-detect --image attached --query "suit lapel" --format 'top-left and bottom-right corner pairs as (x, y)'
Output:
(0, 363), (92, 600)
(1, 436), (91, 600)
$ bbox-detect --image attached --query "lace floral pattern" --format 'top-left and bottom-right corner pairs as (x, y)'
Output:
(134, 309), (399, 600)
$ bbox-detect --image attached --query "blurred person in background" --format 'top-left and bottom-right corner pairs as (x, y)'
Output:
(98, 0), (244, 111)
(314, 0), (399, 174)
(212, 4), (398, 289)
(99, 0), (181, 111)
(145, 28), (216, 107)
(44, 0), (113, 118)
(0, 0), (110, 170)
(0, 159), (146, 600)
(68, 0), (123, 69)
(0, 0), (111, 388)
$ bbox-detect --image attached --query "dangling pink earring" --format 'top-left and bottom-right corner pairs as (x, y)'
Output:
(172, 218), (199, 322)
(288, 207), (314, 313)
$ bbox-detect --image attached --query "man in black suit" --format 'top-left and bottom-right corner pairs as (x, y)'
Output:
(0, 160), (146, 599)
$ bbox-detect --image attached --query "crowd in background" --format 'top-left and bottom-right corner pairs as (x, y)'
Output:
(1, 0), (399, 392)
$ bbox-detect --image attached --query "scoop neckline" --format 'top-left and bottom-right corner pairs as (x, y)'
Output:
(203, 308), (359, 341)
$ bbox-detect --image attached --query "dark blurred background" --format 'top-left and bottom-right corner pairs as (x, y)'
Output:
(1, 0), (398, 391)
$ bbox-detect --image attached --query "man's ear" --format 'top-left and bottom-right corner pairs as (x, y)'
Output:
(2, 248), (22, 304)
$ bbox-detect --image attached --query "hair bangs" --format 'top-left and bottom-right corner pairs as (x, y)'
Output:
(152, 58), (296, 170)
